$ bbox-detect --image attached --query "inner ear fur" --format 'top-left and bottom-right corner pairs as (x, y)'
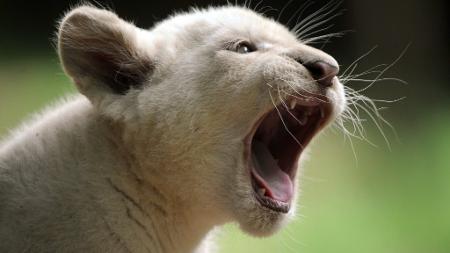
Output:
(58, 6), (153, 96)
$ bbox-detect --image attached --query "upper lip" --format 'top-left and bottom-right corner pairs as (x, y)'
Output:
(244, 95), (333, 213)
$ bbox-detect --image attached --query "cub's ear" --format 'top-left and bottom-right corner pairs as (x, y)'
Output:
(57, 6), (153, 99)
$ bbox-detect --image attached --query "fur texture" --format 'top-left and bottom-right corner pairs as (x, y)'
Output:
(0, 5), (345, 253)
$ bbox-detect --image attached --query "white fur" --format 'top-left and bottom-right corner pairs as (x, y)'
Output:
(0, 5), (345, 253)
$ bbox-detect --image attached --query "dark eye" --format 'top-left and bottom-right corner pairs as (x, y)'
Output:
(234, 41), (256, 54)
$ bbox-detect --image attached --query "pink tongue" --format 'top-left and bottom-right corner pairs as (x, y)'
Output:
(251, 140), (293, 202)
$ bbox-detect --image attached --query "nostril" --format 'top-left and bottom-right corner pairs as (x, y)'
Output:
(303, 60), (339, 87)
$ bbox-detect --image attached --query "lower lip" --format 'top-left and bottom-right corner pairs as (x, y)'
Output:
(251, 173), (291, 213)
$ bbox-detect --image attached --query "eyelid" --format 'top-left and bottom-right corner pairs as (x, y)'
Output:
(223, 39), (257, 52)
(223, 39), (242, 50)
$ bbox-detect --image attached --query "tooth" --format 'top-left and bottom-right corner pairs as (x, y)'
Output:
(290, 101), (296, 110)
(258, 188), (266, 196)
(320, 107), (325, 118)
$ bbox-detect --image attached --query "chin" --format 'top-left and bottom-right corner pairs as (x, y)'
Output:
(234, 191), (297, 237)
(231, 94), (334, 236)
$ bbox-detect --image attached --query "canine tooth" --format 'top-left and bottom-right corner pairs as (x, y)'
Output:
(320, 107), (325, 118)
(289, 101), (296, 110)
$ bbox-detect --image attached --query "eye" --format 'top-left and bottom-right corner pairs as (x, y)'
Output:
(234, 41), (256, 54)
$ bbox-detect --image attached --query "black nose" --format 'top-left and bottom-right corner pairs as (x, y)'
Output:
(303, 61), (339, 87)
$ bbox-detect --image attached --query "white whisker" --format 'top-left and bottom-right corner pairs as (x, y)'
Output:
(268, 90), (304, 149)
(340, 46), (378, 78)
(356, 44), (410, 93)
(277, 86), (308, 126)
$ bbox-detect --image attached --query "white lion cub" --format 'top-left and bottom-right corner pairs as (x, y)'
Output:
(0, 4), (345, 253)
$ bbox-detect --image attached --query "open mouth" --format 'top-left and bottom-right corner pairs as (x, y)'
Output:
(245, 97), (332, 213)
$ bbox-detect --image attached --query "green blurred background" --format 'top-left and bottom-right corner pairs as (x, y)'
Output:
(0, 0), (449, 252)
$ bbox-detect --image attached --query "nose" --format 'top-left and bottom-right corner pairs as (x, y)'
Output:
(303, 61), (339, 87)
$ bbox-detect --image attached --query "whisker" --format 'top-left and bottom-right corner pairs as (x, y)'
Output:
(340, 46), (378, 78)
(287, 0), (315, 28)
(296, 12), (343, 41)
(294, 1), (342, 39)
(292, 0), (340, 35)
(298, 24), (336, 40)
(354, 102), (391, 150)
(268, 90), (304, 149)
(277, 86), (309, 126)
(333, 118), (359, 163)
(302, 31), (348, 45)
(340, 64), (388, 82)
(282, 227), (307, 247)
(356, 44), (410, 93)
(252, 0), (264, 12)
(277, 0), (296, 22)
(275, 77), (329, 104)
(257, 7), (274, 16)
(343, 77), (407, 84)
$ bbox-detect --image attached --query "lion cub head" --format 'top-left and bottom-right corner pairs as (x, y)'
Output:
(58, 5), (345, 237)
